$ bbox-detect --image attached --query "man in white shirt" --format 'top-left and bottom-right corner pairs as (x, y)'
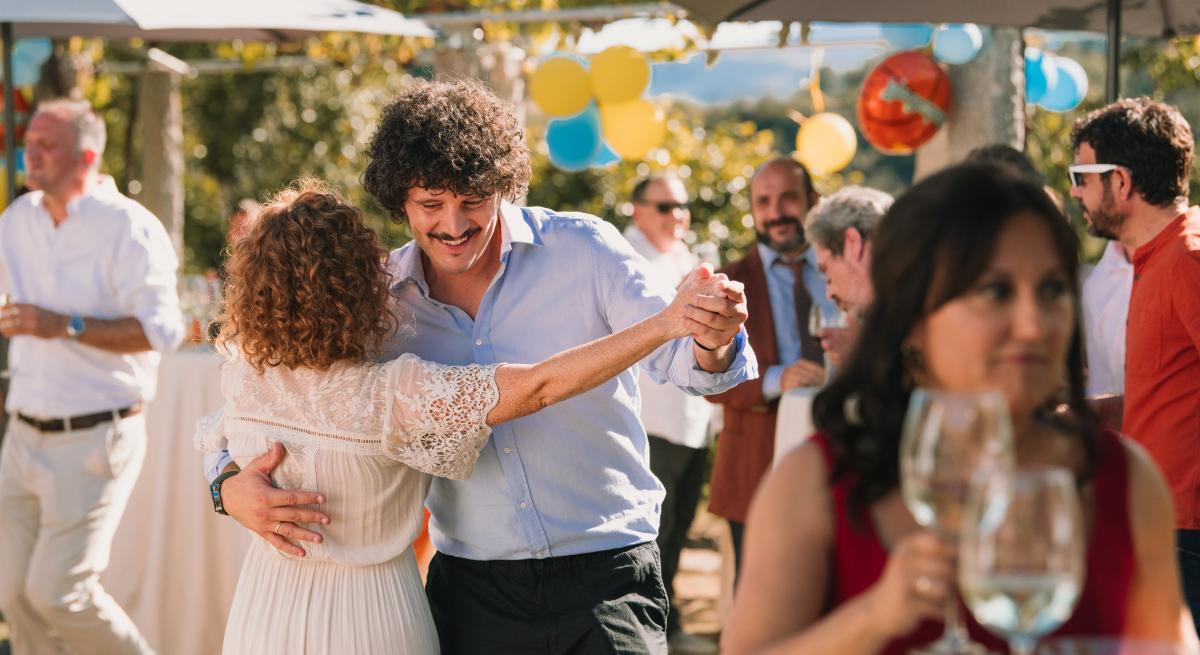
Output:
(623, 174), (717, 655)
(0, 99), (183, 655)
(1081, 239), (1133, 427)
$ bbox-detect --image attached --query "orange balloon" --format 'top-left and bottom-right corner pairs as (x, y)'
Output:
(857, 52), (952, 155)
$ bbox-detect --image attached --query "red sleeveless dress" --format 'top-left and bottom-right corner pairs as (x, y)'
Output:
(812, 429), (1133, 655)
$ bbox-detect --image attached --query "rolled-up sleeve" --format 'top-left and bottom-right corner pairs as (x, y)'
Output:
(594, 221), (758, 396)
(113, 211), (185, 353)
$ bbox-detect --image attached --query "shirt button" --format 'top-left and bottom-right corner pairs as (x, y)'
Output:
(503, 447), (512, 454)
(519, 501), (528, 509)
(475, 339), (483, 346)
(535, 551), (546, 559)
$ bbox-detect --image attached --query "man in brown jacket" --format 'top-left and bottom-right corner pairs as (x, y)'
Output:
(707, 158), (835, 572)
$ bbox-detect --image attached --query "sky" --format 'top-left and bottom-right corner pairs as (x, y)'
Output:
(569, 19), (1107, 105)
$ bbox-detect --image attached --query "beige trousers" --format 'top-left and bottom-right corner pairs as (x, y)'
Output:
(0, 413), (154, 655)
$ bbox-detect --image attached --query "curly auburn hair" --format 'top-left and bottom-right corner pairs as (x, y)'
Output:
(219, 179), (395, 372)
(363, 78), (531, 221)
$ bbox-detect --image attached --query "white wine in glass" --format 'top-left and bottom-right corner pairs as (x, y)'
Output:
(900, 388), (1016, 654)
(960, 468), (1085, 655)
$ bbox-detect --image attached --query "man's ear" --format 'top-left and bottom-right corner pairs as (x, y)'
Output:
(1111, 167), (1135, 202)
(843, 227), (864, 262)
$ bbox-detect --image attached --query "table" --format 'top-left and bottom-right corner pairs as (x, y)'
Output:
(773, 386), (819, 469)
(103, 348), (249, 655)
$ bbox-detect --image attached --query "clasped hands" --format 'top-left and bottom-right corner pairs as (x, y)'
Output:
(673, 263), (748, 354)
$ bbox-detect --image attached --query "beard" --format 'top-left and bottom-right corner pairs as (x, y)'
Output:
(1083, 187), (1127, 241)
(755, 215), (807, 253)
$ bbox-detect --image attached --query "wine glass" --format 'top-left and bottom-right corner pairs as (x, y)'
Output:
(900, 388), (1016, 654)
(808, 303), (847, 380)
(959, 468), (1085, 655)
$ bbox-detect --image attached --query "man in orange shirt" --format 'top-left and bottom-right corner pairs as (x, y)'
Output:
(1070, 97), (1200, 630)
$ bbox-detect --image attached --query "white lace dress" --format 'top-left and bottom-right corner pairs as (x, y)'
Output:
(194, 352), (499, 655)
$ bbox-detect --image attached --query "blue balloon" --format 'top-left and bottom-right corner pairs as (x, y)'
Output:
(1038, 56), (1088, 112)
(12, 39), (53, 87)
(881, 23), (934, 50)
(16, 148), (25, 174)
(1024, 48), (1058, 105)
(591, 142), (620, 167)
(933, 24), (983, 65)
(546, 106), (602, 172)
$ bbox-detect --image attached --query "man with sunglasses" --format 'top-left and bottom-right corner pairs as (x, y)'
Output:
(1070, 97), (1200, 633)
(623, 174), (718, 655)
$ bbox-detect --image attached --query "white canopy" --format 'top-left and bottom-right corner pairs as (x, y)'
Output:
(5, 0), (434, 40)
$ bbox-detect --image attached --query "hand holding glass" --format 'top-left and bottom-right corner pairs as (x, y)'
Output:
(900, 389), (1015, 654)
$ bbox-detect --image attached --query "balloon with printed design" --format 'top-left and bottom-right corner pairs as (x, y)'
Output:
(857, 51), (952, 155)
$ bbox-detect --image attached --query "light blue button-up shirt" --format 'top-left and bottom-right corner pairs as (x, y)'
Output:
(756, 242), (839, 400)
(205, 203), (757, 561)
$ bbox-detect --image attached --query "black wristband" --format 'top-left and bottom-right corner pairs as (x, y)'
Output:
(210, 470), (239, 516)
(694, 339), (720, 352)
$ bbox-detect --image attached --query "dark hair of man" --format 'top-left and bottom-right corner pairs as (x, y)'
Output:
(363, 78), (532, 222)
(631, 173), (679, 203)
(1070, 97), (1193, 208)
(965, 144), (1043, 183)
(810, 163), (1098, 517)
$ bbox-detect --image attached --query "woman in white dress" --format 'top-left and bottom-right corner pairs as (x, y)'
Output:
(194, 181), (735, 655)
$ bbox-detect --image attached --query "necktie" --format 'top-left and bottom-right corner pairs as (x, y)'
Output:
(781, 258), (824, 364)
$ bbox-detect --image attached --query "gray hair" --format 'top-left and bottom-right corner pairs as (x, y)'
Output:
(33, 99), (107, 170)
(804, 185), (894, 256)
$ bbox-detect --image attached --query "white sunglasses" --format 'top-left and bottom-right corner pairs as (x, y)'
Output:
(1067, 163), (1123, 187)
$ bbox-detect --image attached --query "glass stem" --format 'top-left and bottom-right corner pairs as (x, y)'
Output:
(943, 594), (970, 646)
(1009, 637), (1036, 655)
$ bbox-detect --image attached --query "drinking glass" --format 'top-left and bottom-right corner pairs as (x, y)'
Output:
(900, 388), (1016, 654)
(960, 468), (1086, 655)
(808, 303), (847, 380)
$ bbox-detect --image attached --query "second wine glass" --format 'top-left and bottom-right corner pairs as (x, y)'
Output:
(960, 468), (1086, 655)
(900, 388), (1016, 655)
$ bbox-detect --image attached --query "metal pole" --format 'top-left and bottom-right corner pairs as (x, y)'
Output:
(2, 22), (16, 207)
(1107, 0), (1121, 102)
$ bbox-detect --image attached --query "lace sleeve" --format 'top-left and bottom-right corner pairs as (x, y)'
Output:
(194, 408), (227, 453)
(381, 355), (501, 480)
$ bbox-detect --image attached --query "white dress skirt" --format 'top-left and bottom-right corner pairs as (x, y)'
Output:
(195, 352), (500, 655)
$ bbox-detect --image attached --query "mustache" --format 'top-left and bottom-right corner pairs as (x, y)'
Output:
(762, 216), (803, 230)
(428, 226), (481, 242)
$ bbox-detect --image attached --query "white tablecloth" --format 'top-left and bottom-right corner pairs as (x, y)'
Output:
(773, 387), (819, 469)
(104, 349), (249, 655)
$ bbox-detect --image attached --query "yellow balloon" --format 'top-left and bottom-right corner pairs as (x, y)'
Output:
(590, 46), (651, 104)
(600, 98), (665, 160)
(795, 112), (858, 176)
(530, 56), (593, 117)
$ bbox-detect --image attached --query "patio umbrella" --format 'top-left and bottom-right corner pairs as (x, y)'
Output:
(1, 0), (435, 203)
(671, 0), (1199, 103)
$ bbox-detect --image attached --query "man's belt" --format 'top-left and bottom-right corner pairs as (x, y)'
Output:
(16, 405), (142, 433)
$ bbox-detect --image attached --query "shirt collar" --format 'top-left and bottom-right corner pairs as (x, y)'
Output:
(29, 175), (119, 219)
(389, 201), (540, 295)
(757, 241), (814, 269)
(1133, 206), (1200, 268)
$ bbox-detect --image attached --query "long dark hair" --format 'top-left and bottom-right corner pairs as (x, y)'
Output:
(811, 163), (1098, 515)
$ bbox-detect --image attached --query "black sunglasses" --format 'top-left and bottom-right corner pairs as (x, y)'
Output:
(640, 201), (690, 214)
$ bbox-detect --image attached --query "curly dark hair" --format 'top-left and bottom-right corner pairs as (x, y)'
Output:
(1071, 97), (1193, 208)
(363, 78), (531, 222)
(811, 163), (1098, 516)
(219, 179), (396, 372)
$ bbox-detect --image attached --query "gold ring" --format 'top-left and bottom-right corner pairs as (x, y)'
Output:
(914, 575), (934, 596)
(272, 521), (283, 535)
